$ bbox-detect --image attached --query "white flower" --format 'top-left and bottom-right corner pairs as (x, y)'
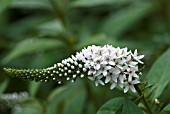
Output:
(88, 75), (104, 86)
(123, 79), (140, 93)
(96, 65), (112, 76)
(110, 81), (117, 89)
(132, 49), (144, 64)
(119, 73), (126, 83)
(96, 48), (105, 56)
(93, 56), (102, 70)
(114, 59), (124, 70)
(103, 45), (115, 54)
(88, 66), (96, 75)
(126, 67), (139, 81)
(104, 68), (120, 83)
(125, 55), (138, 68)
(101, 54), (115, 66)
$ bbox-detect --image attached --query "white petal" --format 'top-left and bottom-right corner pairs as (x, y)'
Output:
(137, 59), (144, 64)
(95, 64), (101, 70)
(113, 68), (120, 75)
(103, 71), (107, 76)
(116, 65), (123, 70)
(132, 80), (140, 84)
(134, 49), (138, 56)
(95, 81), (99, 86)
(101, 61), (107, 64)
(95, 71), (102, 76)
(105, 76), (111, 83)
(106, 66), (112, 70)
(119, 83), (124, 88)
(98, 80), (105, 85)
(130, 85), (136, 93)
(133, 73), (139, 78)
(97, 75), (103, 79)
(127, 55), (131, 61)
(129, 61), (138, 66)
(118, 59), (125, 65)
(128, 74), (132, 82)
(109, 61), (115, 66)
(132, 66), (138, 71)
(119, 75), (125, 83)
(138, 55), (144, 59)
(88, 77), (94, 81)
(112, 76), (118, 82)
(110, 83), (117, 89)
(88, 71), (93, 75)
(124, 86), (129, 93)
(84, 63), (90, 68)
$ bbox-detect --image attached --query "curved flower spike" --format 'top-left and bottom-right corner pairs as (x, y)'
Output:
(4, 45), (144, 93)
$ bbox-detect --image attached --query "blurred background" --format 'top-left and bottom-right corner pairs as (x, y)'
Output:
(0, 0), (170, 114)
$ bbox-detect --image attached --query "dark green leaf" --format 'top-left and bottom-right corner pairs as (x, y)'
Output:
(36, 19), (66, 36)
(13, 107), (40, 114)
(122, 98), (143, 114)
(47, 80), (86, 114)
(71, 0), (132, 7)
(11, 0), (51, 10)
(160, 104), (170, 114)
(147, 48), (170, 98)
(28, 82), (41, 97)
(101, 2), (153, 37)
(0, 0), (12, 15)
(97, 97), (143, 114)
(97, 97), (124, 114)
(0, 79), (9, 93)
(2, 38), (65, 64)
(6, 16), (51, 38)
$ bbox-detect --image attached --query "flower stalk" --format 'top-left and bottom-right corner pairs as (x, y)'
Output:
(135, 85), (153, 114)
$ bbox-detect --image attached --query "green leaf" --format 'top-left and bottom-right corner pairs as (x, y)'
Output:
(0, 0), (12, 15)
(147, 48), (170, 98)
(97, 97), (124, 114)
(11, 0), (51, 10)
(6, 15), (51, 38)
(36, 19), (66, 36)
(12, 98), (43, 114)
(160, 104), (170, 114)
(122, 98), (143, 114)
(28, 82), (41, 97)
(0, 79), (9, 94)
(47, 80), (86, 114)
(13, 107), (40, 114)
(101, 2), (153, 37)
(71, 0), (132, 7)
(2, 38), (65, 64)
(97, 97), (143, 114)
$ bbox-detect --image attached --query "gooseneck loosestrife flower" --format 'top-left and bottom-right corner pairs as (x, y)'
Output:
(4, 45), (144, 93)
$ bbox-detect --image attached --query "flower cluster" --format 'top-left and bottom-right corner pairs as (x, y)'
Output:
(76, 45), (144, 93)
(4, 45), (144, 93)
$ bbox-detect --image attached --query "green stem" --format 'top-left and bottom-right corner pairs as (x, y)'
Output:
(49, 0), (68, 29)
(135, 85), (153, 114)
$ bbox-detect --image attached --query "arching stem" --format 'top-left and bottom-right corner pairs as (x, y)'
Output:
(135, 85), (153, 114)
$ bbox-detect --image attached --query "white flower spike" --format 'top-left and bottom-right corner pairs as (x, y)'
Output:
(4, 45), (144, 93)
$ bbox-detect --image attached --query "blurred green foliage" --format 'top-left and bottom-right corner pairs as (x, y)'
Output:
(0, 0), (170, 114)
